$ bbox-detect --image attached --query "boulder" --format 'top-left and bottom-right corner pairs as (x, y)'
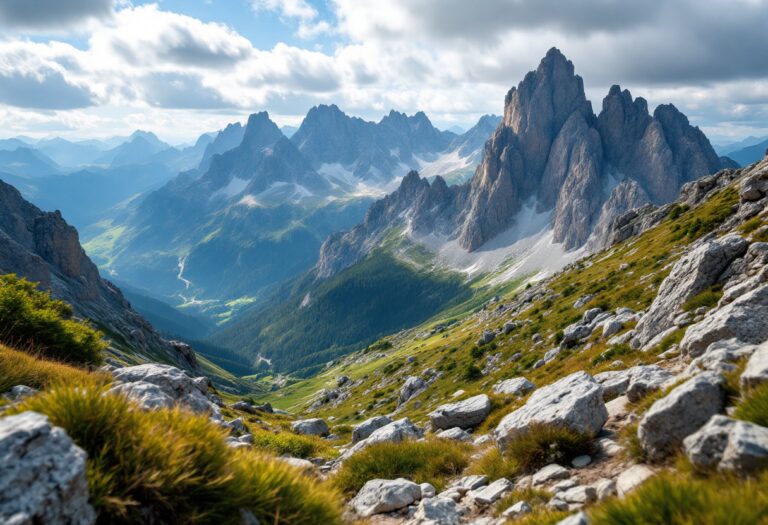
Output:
(638, 372), (725, 461)
(110, 364), (221, 418)
(351, 415), (392, 444)
(595, 365), (673, 402)
(494, 372), (607, 449)
(409, 497), (459, 525)
(2, 385), (37, 402)
(231, 400), (257, 414)
(450, 475), (488, 493)
(560, 485), (596, 505)
(493, 377), (536, 396)
(634, 235), (748, 347)
(503, 321), (518, 334)
(741, 341), (768, 390)
(400, 376), (427, 405)
(350, 478), (421, 517)
(683, 415), (768, 474)
(680, 284), (768, 357)
(436, 427), (472, 441)
(420, 483), (436, 499)
(429, 394), (491, 430)
(291, 418), (329, 437)
(0, 412), (96, 525)
(557, 511), (590, 525)
(616, 465), (654, 497)
(478, 330), (496, 346)
(685, 339), (751, 376)
(343, 418), (422, 459)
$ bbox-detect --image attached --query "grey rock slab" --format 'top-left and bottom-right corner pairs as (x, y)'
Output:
(638, 372), (725, 461)
(560, 485), (596, 504)
(351, 415), (392, 444)
(616, 464), (655, 497)
(492, 377), (535, 396)
(0, 412), (96, 525)
(467, 478), (512, 505)
(683, 414), (768, 474)
(556, 511), (590, 525)
(351, 478), (422, 517)
(532, 464), (569, 485)
(408, 497), (459, 525)
(494, 372), (607, 449)
(501, 501), (532, 518)
(400, 376), (427, 405)
(741, 341), (768, 390)
(436, 427), (472, 441)
(429, 394), (490, 430)
(291, 418), (329, 437)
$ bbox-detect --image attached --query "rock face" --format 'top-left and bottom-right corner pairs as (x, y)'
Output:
(109, 364), (221, 418)
(680, 284), (768, 357)
(342, 418), (423, 459)
(0, 180), (196, 371)
(494, 371), (607, 449)
(350, 478), (422, 517)
(429, 394), (491, 429)
(400, 376), (428, 405)
(410, 497), (459, 525)
(638, 372), (725, 461)
(633, 235), (748, 348)
(315, 48), (727, 280)
(595, 365), (674, 402)
(0, 412), (96, 525)
(684, 415), (768, 474)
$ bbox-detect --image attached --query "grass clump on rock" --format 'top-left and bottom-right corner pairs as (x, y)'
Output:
(734, 383), (768, 427)
(11, 385), (343, 525)
(0, 274), (105, 365)
(503, 423), (593, 473)
(333, 439), (471, 495)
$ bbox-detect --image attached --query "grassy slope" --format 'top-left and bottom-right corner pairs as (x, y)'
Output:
(255, 186), (746, 423)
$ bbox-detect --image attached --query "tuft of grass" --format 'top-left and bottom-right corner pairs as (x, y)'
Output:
(682, 285), (723, 312)
(11, 385), (342, 525)
(734, 383), (768, 427)
(0, 344), (107, 392)
(0, 274), (106, 365)
(467, 447), (519, 481)
(590, 471), (768, 525)
(739, 217), (762, 234)
(332, 439), (471, 495)
(504, 423), (594, 473)
(250, 428), (336, 459)
(619, 422), (646, 462)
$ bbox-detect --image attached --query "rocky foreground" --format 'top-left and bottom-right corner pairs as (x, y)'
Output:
(1, 157), (767, 523)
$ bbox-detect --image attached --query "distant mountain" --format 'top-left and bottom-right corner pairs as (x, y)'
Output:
(280, 125), (298, 137)
(35, 138), (109, 167)
(715, 135), (768, 156)
(96, 131), (171, 167)
(87, 109), (496, 319)
(0, 147), (61, 177)
(727, 139), (768, 167)
(0, 178), (197, 371)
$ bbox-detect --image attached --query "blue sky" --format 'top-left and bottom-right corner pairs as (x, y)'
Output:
(0, 0), (767, 145)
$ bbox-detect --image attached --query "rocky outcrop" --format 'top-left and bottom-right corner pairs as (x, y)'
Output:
(0, 412), (96, 525)
(0, 179), (197, 372)
(291, 418), (329, 437)
(633, 235), (748, 348)
(351, 415), (392, 444)
(494, 371), (607, 449)
(741, 341), (768, 389)
(493, 377), (535, 397)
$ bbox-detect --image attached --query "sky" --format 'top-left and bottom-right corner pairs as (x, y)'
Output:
(0, 0), (767, 145)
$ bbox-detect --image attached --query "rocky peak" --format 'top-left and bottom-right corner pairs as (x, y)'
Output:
(241, 112), (283, 151)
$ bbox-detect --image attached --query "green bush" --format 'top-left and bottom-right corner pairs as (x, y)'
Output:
(12, 385), (342, 525)
(467, 447), (519, 481)
(682, 286), (723, 312)
(503, 423), (593, 473)
(333, 440), (471, 495)
(0, 274), (105, 365)
(734, 383), (768, 427)
(590, 472), (768, 525)
(463, 363), (482, 381)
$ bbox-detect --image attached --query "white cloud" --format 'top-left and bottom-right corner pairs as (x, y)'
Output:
(0, 0), (116, 31)
(252, 0), (318, 21)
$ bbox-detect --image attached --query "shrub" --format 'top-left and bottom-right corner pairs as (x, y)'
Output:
(12, 385), (342, 525)
(590, 472), (768, 525)
(463, 363), (482, 381)
(333, 440), (471, 495)
(504, 423), (593, 473)
(0, 274), (105, 365)
(0, 344), (106, 392)
(250, 428), (335, 459)
(734, 383), (768, 427)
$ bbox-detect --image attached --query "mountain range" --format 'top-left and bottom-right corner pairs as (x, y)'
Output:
(84, 107), (498, 321)
(213, 48), (736, 374)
